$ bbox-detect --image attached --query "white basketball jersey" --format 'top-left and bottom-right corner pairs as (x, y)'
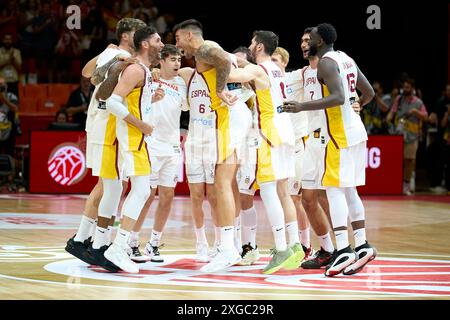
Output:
(321, 50), (367, 148)
(187, 70), (214, 143)
(285, 69), (308, 139)
(145, 76), (187, 156)
(86, 47), (131, 135)
(256, 60), (295, 147)
(302, 66), (325, 134)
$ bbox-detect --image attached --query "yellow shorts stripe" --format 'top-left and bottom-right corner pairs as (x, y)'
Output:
(131, 142), (151, 176)
(215, 107), (232, 163)
(322, 141), (341, 187)
(256, 139), (276, 184)
(100, 142), (119, 179)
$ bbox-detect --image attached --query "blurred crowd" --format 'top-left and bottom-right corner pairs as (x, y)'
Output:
(0, 0), (175, 84)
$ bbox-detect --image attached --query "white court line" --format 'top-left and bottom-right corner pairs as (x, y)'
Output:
(0, 273), (440, 299)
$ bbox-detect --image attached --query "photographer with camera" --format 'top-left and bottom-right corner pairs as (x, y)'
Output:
(387, 78), (428, 195)
(0, 77), (19, 155)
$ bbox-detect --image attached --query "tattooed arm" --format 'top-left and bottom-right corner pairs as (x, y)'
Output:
(96, 60), (136, 101)
(91, 54), (133, 86)
(196, 44), (237, 105)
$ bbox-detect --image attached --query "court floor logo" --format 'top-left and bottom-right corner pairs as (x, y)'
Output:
(44, 255), (450, 297)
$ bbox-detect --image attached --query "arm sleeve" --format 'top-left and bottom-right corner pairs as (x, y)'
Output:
(106, 94), (130, 120)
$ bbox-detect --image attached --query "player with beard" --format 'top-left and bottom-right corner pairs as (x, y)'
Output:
(99, 26), (165, 273)
(283, 23), (377, 276)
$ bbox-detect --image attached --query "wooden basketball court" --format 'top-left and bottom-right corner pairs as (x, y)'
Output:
(1, 194), (449, 300)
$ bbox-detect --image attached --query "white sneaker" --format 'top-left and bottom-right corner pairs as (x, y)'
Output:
(239, 243), (260, 266)
(195, 242), (210, 262)
(144, 242), (164, 262)
(127, 240), (151, 263)
(208, 243), (219, 258)
(104, 243), (139, 274)
(200, 247), (241, 273)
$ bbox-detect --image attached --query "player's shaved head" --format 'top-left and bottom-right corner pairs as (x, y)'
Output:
(316, 23), (337, 45)
(173, 19), (203, 36)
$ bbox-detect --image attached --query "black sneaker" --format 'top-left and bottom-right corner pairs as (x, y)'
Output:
(301, 247), (334, 269)
(65, 235), (96, 265)
(343, 241), (377, 275)
(86, 244), (121, 272)
(239, 243), (260, 265)
(325, 245), (357, 277)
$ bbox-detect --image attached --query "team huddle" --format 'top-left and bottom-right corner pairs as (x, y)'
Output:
(65, 18), (377, 278)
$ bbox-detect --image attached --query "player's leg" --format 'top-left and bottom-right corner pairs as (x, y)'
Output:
(105, 175), (151, 273)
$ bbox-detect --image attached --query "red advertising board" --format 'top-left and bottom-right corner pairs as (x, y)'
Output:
(358, 135), (403, 195)
(30, 131), (97, 193)
(30, 131), (403, 195)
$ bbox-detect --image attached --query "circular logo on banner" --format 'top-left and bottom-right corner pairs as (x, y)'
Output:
(47, 143), (86, 186)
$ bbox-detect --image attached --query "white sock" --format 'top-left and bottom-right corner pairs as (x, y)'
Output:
(318, 232), (335, 253)
(334, 229), (349, 251)
(129, 231), (140, 245)
(219, 226), (235, 250)
(260, 182), (287, 251)
(114, 228), (130, 248)
(286, 221), (300, 246)
(92, 226), (108, 249)
(354, 228), (366, 248)
(150, 230), (162, 247)
(241, 206), (257, 248)
(88, 219), (97, 240)
(195, 226), (208, 244)
(271, 225), (287, 251)
(299, 227), (310, 248)
(234, 216), (242, 252)
(106, 225), (113, 244)
(214, 227), (221, 247)
(74, 216), (96, 242)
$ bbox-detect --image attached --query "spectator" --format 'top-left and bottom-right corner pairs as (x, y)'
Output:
(387, 78), (428, 195)
(31, 1), (58, 83)
(65, 76), (93, 129)
(18, 0), (39, 62)
(155, 12), (175, 38)
(427, 84), (450, 194)
(441, 101), (450, 195)
(54, 26), (82, 83)
(81, 8), (107, 65)
(361, 81), (391, 135)
(55, 109), (68, 123)
(0, 0), (20, 42)
(0, 77), (19, 156)
(0, 33), (22, 97)
(103, 1), (123, 43)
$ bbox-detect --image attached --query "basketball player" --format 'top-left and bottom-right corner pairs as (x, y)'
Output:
(294, 28), (336, 269)
(99, 26), (164, 273)
(65, 18), (148, 271)
(125, 44), (189, 263)
(283, 23), (377, 276)
(270, 46), (313, 260)
(174, 20), (252, 272)
(232, 46), (260, 266)
(228, 30), (303, 274)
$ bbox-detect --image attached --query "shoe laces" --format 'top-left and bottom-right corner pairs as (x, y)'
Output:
(150, 243), (164, 255)
(269, 248), (278, 257)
